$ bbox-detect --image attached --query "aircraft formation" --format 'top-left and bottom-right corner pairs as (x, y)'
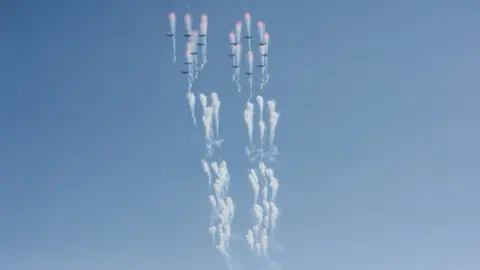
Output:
(166, 10), (282, 270)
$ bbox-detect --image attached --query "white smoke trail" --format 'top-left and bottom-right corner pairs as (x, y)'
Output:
(229, 32), (237, 82)
(235, 21), (243, 45)
(263, 32), (270, 85)
(248, 169), (260, 203)
(253, 204), (264, 226)
(260, 228), (269, 258)
(247, 51), (254, 101)
(186, 91), (196, 126)
(199, 91), (222, 156)
(261, 187), (268, 202)
(199, 14), (208, 69)
(190, 30), (200, 77)
(168, 12), (176, 63)
(186, 49), (194, 90)
(209, 226), (217, 245)
(244, 13), (252, 51)
(258, 161), (266, 179)
(202, 159), (212, 186)
(209, 194), (217, 212)
(210, 92), (221, 137)
(259, 45), (267, 88)
(270, 201), (279, 237)
(245, 164), (282, 263)
(257, 95), (265, 148)
(211, 161), (220, 179)
(270, 176), (280, 202)
(246, 229), (255, 251)
(257, 21), (265, 44)
(243, 101), (254, 146)
(203, 106), (213, 142)
(199, 93), (207, 112)
(259, 120), (265, 151)
(184, 13), (192, 37)
(267, 99), (279, 147)
(207, 160), (234, 270)
(234, 44), (242, 92)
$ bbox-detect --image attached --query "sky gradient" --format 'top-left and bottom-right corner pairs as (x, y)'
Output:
(1, 0), (480, 269)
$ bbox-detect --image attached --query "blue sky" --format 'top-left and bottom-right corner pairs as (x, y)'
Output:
(1, 0), (480, 269)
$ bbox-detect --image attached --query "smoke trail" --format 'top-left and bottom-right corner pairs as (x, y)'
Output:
(229, 32), (237, 82)
(203, 106), (213, 142)
(267, 99), (279, 146)
(249, 169), (260, 203)
(202, 159), (212, 186)
(186, 91), (196, 126)
(257, 21), (265, 44)
(247, 51), (254, 100)
(234, 44), (242, 92)
(184, 13), (192, 36)
(244, 13), (252, 51)
(199, 93), (207, 112)
(270, 201), (279, 237)
(235, 21), (243, 45)
(199, 14), (209, 69)
(210, 92), (221, 137)
(244, 101), (254, 145)
(190, 30), (200, 77)
(168, 12), (176, 63)
(209, 226), (217, 245)
(263, 32), (270, 85)
(186, 49), (194, 90)
(246, 229), (255, 251)
(257, 95), (265, 148)
(270, 176), (279, 202)
(259, 45), (267, 88)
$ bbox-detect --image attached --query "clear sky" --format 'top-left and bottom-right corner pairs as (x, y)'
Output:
(1, 0), (480, 269)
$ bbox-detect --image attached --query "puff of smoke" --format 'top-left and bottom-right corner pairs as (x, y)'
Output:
(244, 102), (254, 145)
(201, 159), (211, 186)
(260, 228), (269, 258)
(270, 201), (279, 236)
(270, 177), (280, 202)
(248, 173), (260, 203)
(261, 187), (268, 202)
(209, 225), (217, 245)
(246, 229), (255, 251)
(258, 162), (266, 179)
(209, 194), (217, 211)
(209, 161), (218, 174)
(259, 120), (266, 149)
(225, 197), (235, 222)
(253, 204), (264, 226)
(186, 91), (196, 126)
(199, 93), (207, 112)
(210, 92), (221, 137)
(268, 110), (279, 146)
(202, 106), (214, 142)
(257, 95), (264, 119)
